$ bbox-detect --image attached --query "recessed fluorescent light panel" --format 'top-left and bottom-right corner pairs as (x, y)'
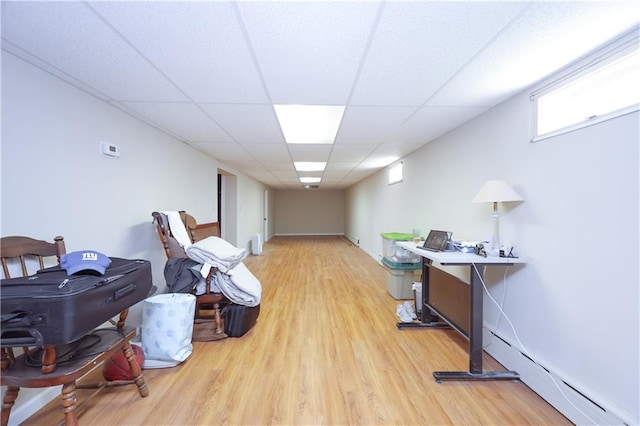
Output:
(294, 161), (326, 172)
(300, 177), (321, 184)
(275, 105), (345, 144)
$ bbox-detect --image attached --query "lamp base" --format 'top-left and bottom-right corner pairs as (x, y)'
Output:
(488, 245), (501, 257)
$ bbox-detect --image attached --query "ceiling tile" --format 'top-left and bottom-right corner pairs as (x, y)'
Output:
(201, 104), (284, 144)
(238, 144), (290, 162)
(191, 142), (248, 161)
(335, 106), (418, 144)
(219, 159), (270, 175)
(287, 144), (333, 162)
(270, 170), (299, 179)
(322, 170), (350, 181)
(365, 143), (425, 166)
(350, 1), (529, 106)
(89, 1), (269, 104)
(1, 1), (189, 102)
(325, 162), (361, 172)
(328, 144), (378, 162)
(244, 171), (280, 183)
(237, 1), (382, 104)
(118, 102), (234, 143)
(388, 106), (490, 145)
(262, 162), (297, 172)
(342, 169), (376, 183)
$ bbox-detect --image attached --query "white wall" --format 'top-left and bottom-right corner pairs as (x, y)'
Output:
(275, 190), (344, 235)
(346, 86), (639, 424)
(1, 51), (268, 424)
(235, 173), (271, 249)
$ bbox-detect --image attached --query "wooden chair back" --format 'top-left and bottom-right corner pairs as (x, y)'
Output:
(183, 213), (221, 243)
(151, 212), (186, 259)
(1, 235), (66, 279)
(1, 236), (66, 371)
(151, 211), (221, 259)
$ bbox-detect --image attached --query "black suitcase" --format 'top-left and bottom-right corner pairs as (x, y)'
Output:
(222, 303), (260, 337)
(1, 257), (152, 348)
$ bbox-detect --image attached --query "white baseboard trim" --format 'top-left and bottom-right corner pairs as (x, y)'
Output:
(482, 328), (632, 425)
(4, 387), (58, 426)
(345, 233), (359, 246)
(360, 247), (379, 262)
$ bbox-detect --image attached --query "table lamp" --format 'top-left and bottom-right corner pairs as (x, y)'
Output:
(472, 180), (523, 252)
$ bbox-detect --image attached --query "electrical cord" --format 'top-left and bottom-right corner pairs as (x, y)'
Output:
(24, 327), (126, 368)
(472, 263), (598, 425)
(482, 265), (508, 350)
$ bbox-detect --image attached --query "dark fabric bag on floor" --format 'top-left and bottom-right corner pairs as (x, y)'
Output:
(222, 303), (260, 337)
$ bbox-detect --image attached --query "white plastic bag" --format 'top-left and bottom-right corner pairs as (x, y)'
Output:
(141, 293), (195, 368)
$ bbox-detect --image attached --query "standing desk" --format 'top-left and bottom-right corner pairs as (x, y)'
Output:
(396, 241), (525, 382)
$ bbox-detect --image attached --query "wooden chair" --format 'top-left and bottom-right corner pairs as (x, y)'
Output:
(151, 211), (227, 341)
(0, 236), (148, 426)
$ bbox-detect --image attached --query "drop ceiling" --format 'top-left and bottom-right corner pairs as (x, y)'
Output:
(2, 1), (638, 189)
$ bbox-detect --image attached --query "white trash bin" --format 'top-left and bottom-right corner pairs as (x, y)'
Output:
(141, 293), (196, 369)
(412, 282), (422, 317)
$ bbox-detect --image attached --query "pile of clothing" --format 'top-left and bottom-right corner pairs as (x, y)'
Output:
(186, 237), (261, 307)
(161, 211), (261, 307)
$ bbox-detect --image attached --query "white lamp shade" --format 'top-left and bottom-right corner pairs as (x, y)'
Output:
(472, 180), (524, 203)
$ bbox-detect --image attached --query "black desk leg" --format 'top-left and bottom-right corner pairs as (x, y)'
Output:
(433, 370), (520, 382)
(432, 264), (519, 382)
(396, 318), (450, 329)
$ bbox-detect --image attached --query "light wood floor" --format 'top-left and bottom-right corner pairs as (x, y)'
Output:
(23, 236), (569, 425)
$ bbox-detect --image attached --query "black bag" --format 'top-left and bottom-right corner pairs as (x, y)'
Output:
(1, 257), (153, 347)
(223, 303), (260, 337)
(164, 257), (202, 293)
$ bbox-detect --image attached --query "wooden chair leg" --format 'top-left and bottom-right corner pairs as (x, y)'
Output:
(1, 385), (20, 426)
(121, 342), (149, 397)
(1, 348), (13, 371)
(41, 345), (57, 374)
(116, 309), (129, 330)
(214, 303), (224, 335)
(61, 381), (79, 426)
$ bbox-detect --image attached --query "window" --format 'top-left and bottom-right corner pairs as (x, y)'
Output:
(388, 162), (403, 185)
(531, 31), (639, 141)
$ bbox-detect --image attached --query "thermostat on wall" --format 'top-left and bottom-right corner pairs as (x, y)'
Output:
(100, 142), (120, 158)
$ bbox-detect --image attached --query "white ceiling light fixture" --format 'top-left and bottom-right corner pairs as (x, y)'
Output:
(294, 161), (326, 172)
(300, 177), (322, 184)
(275, 105), (345, 144)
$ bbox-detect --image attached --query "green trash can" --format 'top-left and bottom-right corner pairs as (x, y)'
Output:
(380, 232), (421, 266)
(380, 233), (421, 299)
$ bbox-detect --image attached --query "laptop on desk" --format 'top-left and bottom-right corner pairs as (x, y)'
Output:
(416, 230), (450, 252)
